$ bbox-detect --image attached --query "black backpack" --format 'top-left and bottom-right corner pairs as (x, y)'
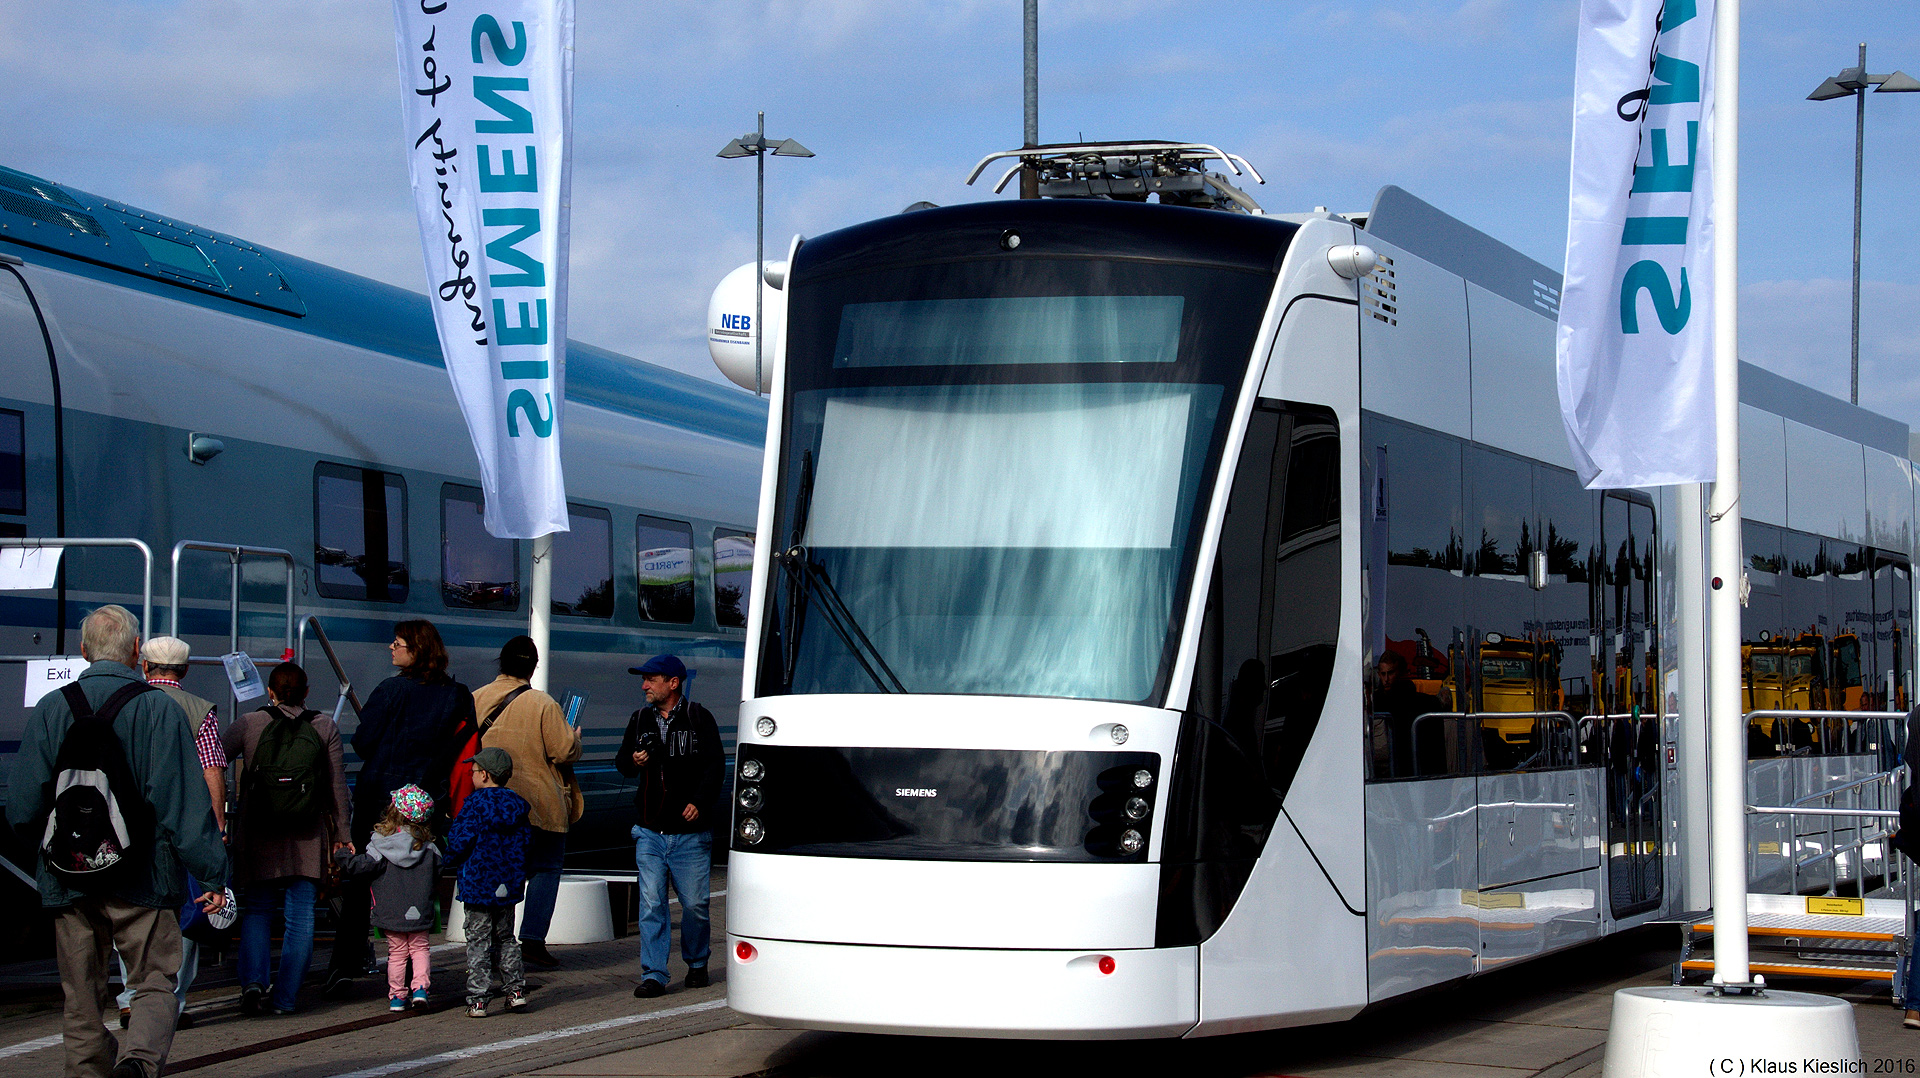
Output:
(40, 681), (156, 891)
(246, 704), (328, 832)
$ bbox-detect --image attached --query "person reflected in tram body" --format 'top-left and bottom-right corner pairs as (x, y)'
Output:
(1376, 651), (1446, 777)
(326, 619), (476, 998)
(616, 654), (722, 998)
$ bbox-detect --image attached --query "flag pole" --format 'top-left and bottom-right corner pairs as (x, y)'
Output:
(1705, 0), (1749, 990)
(529, 533), (553, 692)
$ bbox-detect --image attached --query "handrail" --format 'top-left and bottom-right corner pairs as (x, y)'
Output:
(0, 537), (152, 657)
(1746, 763), (1904, 899)
(0, 854), (36, 891)
(169, 540), (295, 659)
(297, 615), (362, 717)
(1744, 709), (1904, 757)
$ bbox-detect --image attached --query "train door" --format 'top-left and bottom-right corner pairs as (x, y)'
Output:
(1601, 494), (1662, 917)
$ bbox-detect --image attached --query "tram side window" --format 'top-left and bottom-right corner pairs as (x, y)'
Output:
(0, 409), (22, 538)
(440, 484), (519, 612)
(314, 463), (410, 602)
(714, 529), (756, 629)
(1363, 416), (1468, 780)
(552, 504), (613, 618)
(1466, 446), (1538, 772)
(636, 515), (695, 624)
(1535, 464), (1596, 757)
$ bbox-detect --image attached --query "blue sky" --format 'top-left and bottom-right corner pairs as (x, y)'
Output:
(4, 1), (1917, 425)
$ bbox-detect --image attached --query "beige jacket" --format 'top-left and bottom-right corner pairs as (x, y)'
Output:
(473, 675), (583, 833)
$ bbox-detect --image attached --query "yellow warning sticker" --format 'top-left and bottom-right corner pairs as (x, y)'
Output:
(1806, 896), (1865, 916)
(1464, 891), (1527, 910)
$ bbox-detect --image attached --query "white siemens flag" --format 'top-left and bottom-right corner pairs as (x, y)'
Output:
(392, 1), (573, 538)
(1556, 0), (1716, 488)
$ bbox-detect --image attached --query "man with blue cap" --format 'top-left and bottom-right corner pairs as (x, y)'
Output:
(615, 654), (722, 998)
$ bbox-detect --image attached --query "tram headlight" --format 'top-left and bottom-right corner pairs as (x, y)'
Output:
(1124, 797), (1149, 820)
(755, 717), (776, 738)
(1118, 830), (1144, 855)
(1132, 768), (1152, 788)
(739, 757), (765, 782)
(738, 786), (764, 811)
(738, 816), (765, 845)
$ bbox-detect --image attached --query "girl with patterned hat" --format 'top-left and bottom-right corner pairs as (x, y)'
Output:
(333, 784), (442, 1011)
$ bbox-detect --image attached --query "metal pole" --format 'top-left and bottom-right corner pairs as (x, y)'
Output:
(1679, 483), (1711, 911)
(1708, 0), (1750, 989)
(1851, 43), (1866, 407)
(756, 110), (765, 397)
(529, 533), (553, 693)
(1021, 0), (1039, 199)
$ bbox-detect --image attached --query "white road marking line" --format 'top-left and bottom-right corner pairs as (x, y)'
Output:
(0, 1034), (61, 1060)
(328, 998), (731, 1078)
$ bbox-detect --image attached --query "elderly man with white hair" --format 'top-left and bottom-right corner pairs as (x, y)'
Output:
(5, 605), (229, 1078)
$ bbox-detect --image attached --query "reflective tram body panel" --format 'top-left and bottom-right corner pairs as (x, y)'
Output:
(726, 187), (1920, 1037)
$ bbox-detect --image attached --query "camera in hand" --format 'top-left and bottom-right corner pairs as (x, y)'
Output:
(636, 728), (664, 758)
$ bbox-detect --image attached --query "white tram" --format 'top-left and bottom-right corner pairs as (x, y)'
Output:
(722, 144), (1918, 1038)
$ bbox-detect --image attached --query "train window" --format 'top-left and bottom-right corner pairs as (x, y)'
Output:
(635, 515), (694, 624)
(313, 463), (409, 602)
(440, 484), (518, 611)
(1364, 417), (1467, 780)
(714, 528), (755, 629)
(551, 504), (613, 618)
(0, 408), (22, 514)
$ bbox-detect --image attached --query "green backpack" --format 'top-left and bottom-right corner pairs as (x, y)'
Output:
(246, 705), (327, 832)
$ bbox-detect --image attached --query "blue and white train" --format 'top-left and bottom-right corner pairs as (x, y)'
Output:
(0, 162), (765, 859)
(722, 143), (1918, 1037)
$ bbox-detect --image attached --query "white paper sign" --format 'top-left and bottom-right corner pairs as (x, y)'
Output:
(0, 546), (63, 591)
(222, 652), (266, 702)
(24, 657), (86, 707)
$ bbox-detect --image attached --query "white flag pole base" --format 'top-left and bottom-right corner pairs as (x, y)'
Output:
(1601, 986), (1857, 1078)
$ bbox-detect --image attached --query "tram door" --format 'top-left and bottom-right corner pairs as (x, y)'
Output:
(1601, 495), (1663, 918)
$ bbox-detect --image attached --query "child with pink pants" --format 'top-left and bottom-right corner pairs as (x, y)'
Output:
(334, 785), (442, 1010)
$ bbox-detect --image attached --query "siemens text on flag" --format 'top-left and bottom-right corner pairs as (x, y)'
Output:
(392, 0), (573, 538)
(1556, 0), (1717, 489)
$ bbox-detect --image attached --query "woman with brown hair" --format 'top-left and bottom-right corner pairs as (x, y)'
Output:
(325, 619), (476, 997)
(224, 662), (351, 1015)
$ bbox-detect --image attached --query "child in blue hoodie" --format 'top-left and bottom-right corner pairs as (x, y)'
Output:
(445, 747), (533, 1016)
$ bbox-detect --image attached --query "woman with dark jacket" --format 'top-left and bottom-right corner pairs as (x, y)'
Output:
(324, 619), (475, 997)
(224, 662), (350, 1015)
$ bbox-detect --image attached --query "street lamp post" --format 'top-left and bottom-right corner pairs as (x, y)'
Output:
(1808, 44), (1919, 406)
(717, 113), (814, 396)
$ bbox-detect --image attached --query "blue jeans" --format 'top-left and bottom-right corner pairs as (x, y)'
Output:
(240, 878), (317, 1012)
(520, 829), (568, 943)
(116, 939), (199, 1014)
(633, 826), (711, 984)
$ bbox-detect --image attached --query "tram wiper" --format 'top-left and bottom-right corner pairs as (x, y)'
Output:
(777, 545), (907, 694)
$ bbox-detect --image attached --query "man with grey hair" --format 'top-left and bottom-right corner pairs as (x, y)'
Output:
(6, 605), (229, 1078)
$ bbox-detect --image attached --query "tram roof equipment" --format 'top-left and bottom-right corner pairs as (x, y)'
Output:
(965, 140), (1266, 214)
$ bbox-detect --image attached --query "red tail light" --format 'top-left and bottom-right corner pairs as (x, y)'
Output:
(736, 941), (757, 962)
(1097, 955), (1115, 975)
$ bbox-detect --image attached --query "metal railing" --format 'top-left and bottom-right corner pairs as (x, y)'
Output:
(168, 540), (295, 659)
(1747, 760), (1905, 901)
(1745, 709), (1904, 760)
(297, 615), (363, 717)
(0, 537), (153, 658)
(1396, 710), (1582, 773)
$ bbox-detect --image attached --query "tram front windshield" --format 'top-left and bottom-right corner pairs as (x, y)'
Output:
(759, 256), (1275, 705)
